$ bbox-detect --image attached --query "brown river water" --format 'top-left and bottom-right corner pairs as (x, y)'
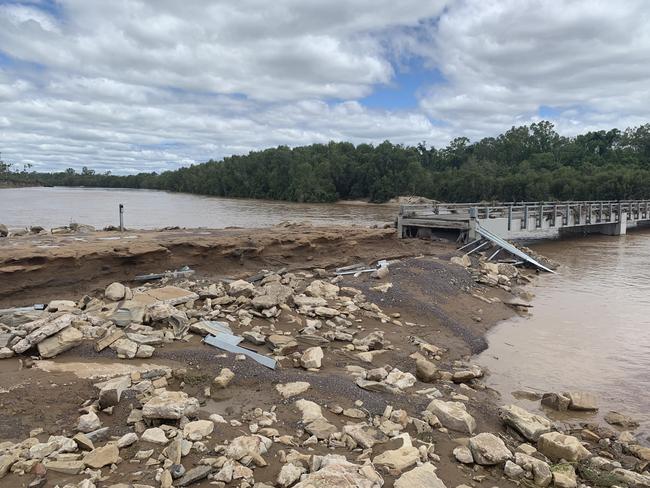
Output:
(2, 187), (649, 441)
(478, 230), (650, 443)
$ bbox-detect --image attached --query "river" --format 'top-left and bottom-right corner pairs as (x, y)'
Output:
(0, 186), (396, 229)
(477, 231), (650, 443)
(2, 186), (649, 442)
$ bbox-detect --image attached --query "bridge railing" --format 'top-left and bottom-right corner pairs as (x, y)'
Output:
(400, 200), (650, 230)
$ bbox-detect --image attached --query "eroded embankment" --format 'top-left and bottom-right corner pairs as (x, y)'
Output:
(0, 225), (447, 308)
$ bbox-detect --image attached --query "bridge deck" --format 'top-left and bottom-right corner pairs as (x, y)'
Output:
(398, 200), (650, 241)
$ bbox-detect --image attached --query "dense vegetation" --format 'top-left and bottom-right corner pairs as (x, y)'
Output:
(3, 122), (650, 202)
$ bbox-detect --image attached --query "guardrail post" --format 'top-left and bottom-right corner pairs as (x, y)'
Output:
(565, 203), (570, 225)
(507, 206), (512, 231)
(618, 203), (622, 222)
(523, 206), (529, 229)
(553, 204), (557, 227)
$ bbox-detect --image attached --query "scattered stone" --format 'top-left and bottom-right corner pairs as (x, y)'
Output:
(416, 358), (438, 382)
(395, 463), (446, 488)
(565, 391), (598, 411)
(77, 410), (102, 433)
(498, 404), (552, 441)
(468, 432), (512, 465)
(604, 411), (640, 428)
(541, 392), (570, 411)
(373, 434), (420, 471)
(213, 368), (235, 388)
(427, 400), (476, 434)
(277, 463), (306, 487)
(276, 381), (311, 399)
(176, 465), (213, 486)
(552, 463), (577, 488)
(300, 346), (323, 369)
(537, 432), (590, 462)
(183, 420), (214, 441)
(453, 446), (474, 464)
(117, 432), (138, 448)
(83, 443), (119, 468)
(105, 282), (127, 301)
(504, 459), (525, 478)
(142, 391), (200, 420)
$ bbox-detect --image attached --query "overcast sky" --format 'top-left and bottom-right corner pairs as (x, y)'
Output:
(1, 0), (649, 173)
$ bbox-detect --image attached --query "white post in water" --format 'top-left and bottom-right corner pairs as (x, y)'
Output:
(119, 203), (124, 231)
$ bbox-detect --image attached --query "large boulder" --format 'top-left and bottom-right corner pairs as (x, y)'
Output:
(537, 432), (590, 462)
(300, 346), (323, 369)
(228, 280), (255, 298)
(12, 313), (74, 353)
(142, 391), (200, 420)
(395, 463), (447, 488)
(105, 282), (127, 301)
(83, 443), (119, 468)
(373, 434), (420, 471)
(37, 326), (83, 358)
(498, 404), (551, 441)
(565, 391), (598, 411)
(293, 455), (382, 488)
(468, 433), (513, 465)
(426, 400), (476, 434)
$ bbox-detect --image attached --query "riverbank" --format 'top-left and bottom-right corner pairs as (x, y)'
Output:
(0, 226), (647, 488)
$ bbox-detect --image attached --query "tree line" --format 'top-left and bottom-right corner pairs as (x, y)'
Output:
(4, 121), (650, 203)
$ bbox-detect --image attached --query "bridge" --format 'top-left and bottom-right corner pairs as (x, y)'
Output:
(397, 200), (650, 242)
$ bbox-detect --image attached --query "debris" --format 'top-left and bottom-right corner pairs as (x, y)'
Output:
(134, 265), (195, 282)
(203, 334), (277, 369)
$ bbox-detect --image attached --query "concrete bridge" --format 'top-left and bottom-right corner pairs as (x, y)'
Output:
(398, 200), (650, 242)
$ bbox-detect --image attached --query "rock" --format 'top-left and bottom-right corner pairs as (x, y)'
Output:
(253, 282), (293, 308)
(611, 467), (650, 488)
(277, 463), (306, 487)
(552, 464), (577, 488)
(0, 454), (17, 478)
(468, 433), (512, 465)
(0, 347), (14, 359)
(314, 306), (339, 318)
(77, 410), (102, 433)
(498, 404), (552, 441)
(565, 391), (598, 411)
(451, 255), (471, 267)
(117, 432), (138, 448)
(416, 358), (438, 382)
(293, 455), (382, 488)
(135, 344), (155, 358)
(356, 378), (399, 394)
(604, 411), (640, 428)
(342, 423), (388, 449)
(453, 446), (474, 464)
(504, 460), (525, 478)
(142, 391), (200, 420)
(47, 299), (77, 312)
(541, 393), (570, 411)
(73, 432), (94, 451)
(373, 434), (420, 471)
(97, 375), (131, 408)
(83, 443), (119, 468)
(515, 453), (552, 487)
(37, 326), (83, 358)
(300, 346), (323, 369)
(305, 280), (339, 299)
(0, 224), (7, 238)
(176, 465), (213, 486)
(183, 420), (214, 441)
(141, 427), (169, 445)
(426, 400), (476, 434)
(373, 265), (389, 279)
(276, 382), (311, 399)
(213, 368), (235, 388)
(228, 280), (255, 298)
(537, 432), (590, 462)
(225, 435), (271, 466)
(12, 313), (74, 353)
(384, 369), (416, 390)
(366, 367), (388, 381)
(242, 330), (266, 345)
(394, 463), (446, 488)
(43, 459), (85, 475)
(295, 399), (337, 439)
(105, 282), (127, 301)
(111, 337), (138, 359)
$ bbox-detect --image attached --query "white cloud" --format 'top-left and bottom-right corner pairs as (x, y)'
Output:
(0, 0), (648, 173)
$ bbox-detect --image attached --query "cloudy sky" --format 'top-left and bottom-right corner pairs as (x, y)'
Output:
(1, 0), (649, 173)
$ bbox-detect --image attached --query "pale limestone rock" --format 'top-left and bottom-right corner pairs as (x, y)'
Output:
(395, 463), (446, 488)
(183, 420), (214, 441)
(468, 432), (512, 465)
(300, 346), (323, 369)
(141, 427), (169, 445)
(83, 443), (119, 468)
(275, 381), (311, 399)
(105, 282), (126, 301)
(498, 404), (551, 441)
(37, 326), (83, 358)
(427, 400), (476, 434)
(537, 432), (590, 462)
(142, 391), (200, 420)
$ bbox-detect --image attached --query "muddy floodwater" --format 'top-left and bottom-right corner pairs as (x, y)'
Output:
(478, 230), (650, 442)
(0, 186), (396, 229)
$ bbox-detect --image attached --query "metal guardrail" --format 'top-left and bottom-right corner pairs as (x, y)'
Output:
(400, 200), (650, 231)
